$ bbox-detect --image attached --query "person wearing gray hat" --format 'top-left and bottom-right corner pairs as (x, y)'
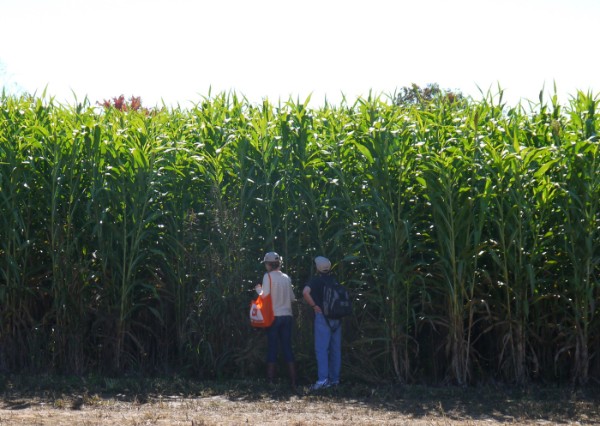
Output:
(302, 256), (342, 390)
(255, 251), (297, 391)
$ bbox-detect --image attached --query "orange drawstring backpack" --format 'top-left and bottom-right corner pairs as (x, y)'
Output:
(250, 272), (275, 328)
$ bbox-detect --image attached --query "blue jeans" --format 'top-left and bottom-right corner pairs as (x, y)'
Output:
(266, 316), (294, 363)
(314, 313), (341, 383)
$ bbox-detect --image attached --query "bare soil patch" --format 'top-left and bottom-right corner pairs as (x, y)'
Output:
(1, 376), (599, 425)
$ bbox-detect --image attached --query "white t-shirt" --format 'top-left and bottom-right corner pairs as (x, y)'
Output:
(262, 270), (295, 316)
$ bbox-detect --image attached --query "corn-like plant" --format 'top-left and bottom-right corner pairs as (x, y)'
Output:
(334, 96), (423, 383)
(553, 92), (599, 385)
(0, 95), (49, 370)
(1, 90), (599, 385)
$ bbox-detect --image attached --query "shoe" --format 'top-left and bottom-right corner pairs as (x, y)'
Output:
(309, 379), (329, 391)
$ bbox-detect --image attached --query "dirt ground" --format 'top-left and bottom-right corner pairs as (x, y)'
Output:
(1, 379), (599, 425)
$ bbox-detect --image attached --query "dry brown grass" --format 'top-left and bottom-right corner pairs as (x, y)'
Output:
(1, 377), (599, 425)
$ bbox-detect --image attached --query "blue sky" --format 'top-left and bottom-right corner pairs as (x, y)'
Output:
(1, 0), (598, 108)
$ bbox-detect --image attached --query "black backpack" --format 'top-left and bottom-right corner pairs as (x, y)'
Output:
(321, 276), (352, 319)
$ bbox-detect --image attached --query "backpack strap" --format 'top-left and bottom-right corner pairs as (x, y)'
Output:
(267, 272), (273, 297)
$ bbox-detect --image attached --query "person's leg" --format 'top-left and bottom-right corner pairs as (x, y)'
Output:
(279, 316), (294, 363)
(314, 313), (331, 384)
(266, 317), (281, 382)
(278, 316), (297, 391)
(266, 317), (281, 363)
(328, 320), (342, 384)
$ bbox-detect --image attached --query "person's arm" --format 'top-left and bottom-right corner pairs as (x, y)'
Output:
(255, 273), (271, 298)
(263, 273), (272, 297)
(303, 286), (322, 314)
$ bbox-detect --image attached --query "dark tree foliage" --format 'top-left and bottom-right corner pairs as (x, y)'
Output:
(394, 83), (463, 106)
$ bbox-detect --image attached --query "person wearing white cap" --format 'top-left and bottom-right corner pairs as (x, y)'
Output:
(302, 256), (342, 390)
(255, 251), (297, 391)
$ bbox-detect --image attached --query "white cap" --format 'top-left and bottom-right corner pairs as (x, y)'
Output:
(314, 256), (331, 273)
(262, 252), (281, 263)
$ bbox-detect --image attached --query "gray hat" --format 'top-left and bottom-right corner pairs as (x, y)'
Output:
(262, 252), (281, 263)
(315, 256), (331, 273)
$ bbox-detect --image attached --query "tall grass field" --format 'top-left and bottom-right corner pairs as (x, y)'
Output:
(0, 90), (598, 386)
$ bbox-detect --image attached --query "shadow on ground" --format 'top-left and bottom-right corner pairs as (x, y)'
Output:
(1, 374), (599, 424)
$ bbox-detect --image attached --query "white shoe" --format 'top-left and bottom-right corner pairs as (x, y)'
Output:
(309, 379), (329, 391)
